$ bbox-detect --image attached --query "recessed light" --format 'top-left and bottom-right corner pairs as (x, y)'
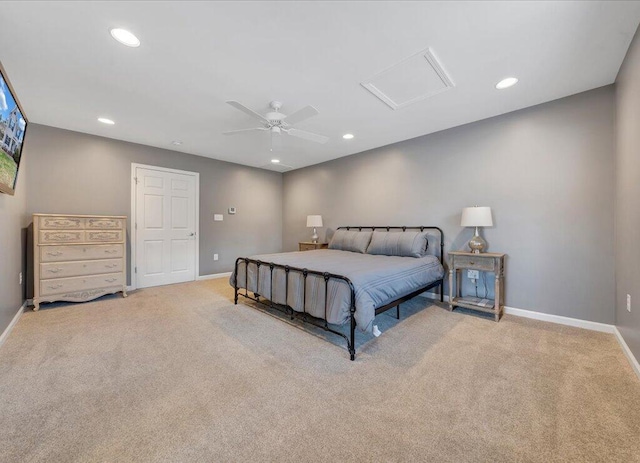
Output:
(271, 159), (280, 164)
(171, 140), (183, 146)
(495, 77), (518, 90)
(110, 28), (140, 47)
(343, 133), (354, 140)
(98, 117), (115, 125)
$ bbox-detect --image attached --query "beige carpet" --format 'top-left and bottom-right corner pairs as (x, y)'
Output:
(1, 279), (639, 463)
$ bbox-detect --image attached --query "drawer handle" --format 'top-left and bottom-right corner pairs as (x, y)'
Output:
(46, 251), (63, 256)
(469, 261), (474, 265)
(105, 250), (118, 254)
(47, 268), (63, 274)
(105, 278), (118, 283)
(105, 264), (118, 268)
(47, 284), (63, 289)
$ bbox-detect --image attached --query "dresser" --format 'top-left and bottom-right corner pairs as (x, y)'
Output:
(33, 214), (128, 310)
(299, 242), (329, 251)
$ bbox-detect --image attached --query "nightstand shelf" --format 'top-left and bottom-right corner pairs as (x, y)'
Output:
(448, 251), (505, 321)
(299, 242), (328, 251)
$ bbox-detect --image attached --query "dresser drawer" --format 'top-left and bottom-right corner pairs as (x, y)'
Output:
(40, 272), (124, 297)
(453, 255), (495, 272)
(41, 259), (123, 280)
(40, 244), (124, 262)
(40, 230), (85, 244)
(86, 217), (124, 229)
(38, 216), (84, 230)
(86, 230), (124, 242)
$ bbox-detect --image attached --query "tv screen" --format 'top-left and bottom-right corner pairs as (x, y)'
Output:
(0, 63), (28, 196)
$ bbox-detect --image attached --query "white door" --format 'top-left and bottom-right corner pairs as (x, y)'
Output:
(134, 166), (198, 288)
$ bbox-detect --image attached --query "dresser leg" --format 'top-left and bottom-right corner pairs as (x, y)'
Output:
(122, 286), (128, 298)
(33, 299), (40, 311)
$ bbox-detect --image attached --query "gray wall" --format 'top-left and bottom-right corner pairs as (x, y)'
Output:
(283, 87), (616, 324)
(615, 28), (640, 359)
(0, 146), (29, 335)
(23, 124), (283, 284)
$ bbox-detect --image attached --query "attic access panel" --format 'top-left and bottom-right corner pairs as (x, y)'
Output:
(361, 48), (455, 110)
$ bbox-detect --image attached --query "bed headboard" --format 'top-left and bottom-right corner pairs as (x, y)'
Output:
(336, 226), (444, 266)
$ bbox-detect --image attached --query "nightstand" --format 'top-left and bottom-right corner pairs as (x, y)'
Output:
(299, 242), (328, 251)
(448, 251), (506, 321)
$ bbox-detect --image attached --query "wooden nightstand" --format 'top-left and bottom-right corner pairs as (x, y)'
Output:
(299, 242), (328, 251)
(448, 251), (505, 321)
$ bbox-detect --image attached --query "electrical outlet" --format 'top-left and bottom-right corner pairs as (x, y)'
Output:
(214, 253), (219, 261)
(19, 272), (22, 285)
(467, 269), (480, 280)
(627, 294), (631, 313)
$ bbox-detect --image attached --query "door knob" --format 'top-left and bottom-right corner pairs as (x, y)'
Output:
(189, 232), (196, 237)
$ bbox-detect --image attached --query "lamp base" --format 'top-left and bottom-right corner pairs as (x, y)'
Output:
(468, 227), (487, 253)
(311, 228), (318, 244)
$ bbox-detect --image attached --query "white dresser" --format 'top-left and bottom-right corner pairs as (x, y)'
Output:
(33, 214), (128, 310)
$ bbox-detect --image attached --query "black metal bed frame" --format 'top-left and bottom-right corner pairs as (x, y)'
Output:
(234, 226), (444, 360)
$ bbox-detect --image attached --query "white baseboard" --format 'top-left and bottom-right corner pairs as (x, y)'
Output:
(0, 301), (26, 350)
(613, 327), (640, 380)
(503, 306), (615, 333)
(419, 291), (614, 333)
(420, 290), (448, 302)
(197, 272), (232, 281)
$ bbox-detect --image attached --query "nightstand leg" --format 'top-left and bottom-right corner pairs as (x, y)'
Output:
(448, 269), (454, 311)
(495, 274), (501, 322)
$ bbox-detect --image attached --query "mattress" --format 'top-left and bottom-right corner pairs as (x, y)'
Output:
(230, 249), (444, 332)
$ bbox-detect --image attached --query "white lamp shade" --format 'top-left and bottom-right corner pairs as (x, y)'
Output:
(306, 215), (323, 228)
(461, 207), (493, 227)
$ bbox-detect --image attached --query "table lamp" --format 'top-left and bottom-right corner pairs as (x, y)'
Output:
(306, 215), (323, 243)
(461, 206), (493, 253)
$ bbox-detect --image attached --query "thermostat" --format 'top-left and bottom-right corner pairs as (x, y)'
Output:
(228, 207), (236, 215)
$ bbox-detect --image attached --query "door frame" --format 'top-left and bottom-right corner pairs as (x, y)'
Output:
(130, 163), (200, 291)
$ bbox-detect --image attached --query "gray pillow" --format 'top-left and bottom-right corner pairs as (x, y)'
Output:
(328, 230), (373, 254)
(366, 231), (429, 258)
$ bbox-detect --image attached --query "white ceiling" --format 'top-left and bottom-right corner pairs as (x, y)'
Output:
(2, 1), (640, 171)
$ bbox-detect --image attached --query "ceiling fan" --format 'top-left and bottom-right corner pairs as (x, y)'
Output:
(223, 100), (329, 151)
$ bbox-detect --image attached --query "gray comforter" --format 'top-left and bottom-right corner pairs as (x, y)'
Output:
(230, 249), (444, 332)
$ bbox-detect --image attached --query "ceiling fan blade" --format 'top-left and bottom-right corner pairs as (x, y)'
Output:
(226, 101), (269, 123)
(223, 127), (267, 135)
(284, 105), (319, 126)
(286, 128), (329, 144)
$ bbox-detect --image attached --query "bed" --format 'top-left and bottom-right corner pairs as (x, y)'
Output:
(231, 226), (445, 360)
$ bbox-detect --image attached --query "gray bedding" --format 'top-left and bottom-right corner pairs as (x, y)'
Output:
(230, 249), (444, 332)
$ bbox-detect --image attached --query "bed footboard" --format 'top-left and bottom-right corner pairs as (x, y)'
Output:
(234, 257), (358, 360)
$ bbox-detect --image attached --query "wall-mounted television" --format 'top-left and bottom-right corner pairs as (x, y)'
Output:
(0, 62), (28, 196)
